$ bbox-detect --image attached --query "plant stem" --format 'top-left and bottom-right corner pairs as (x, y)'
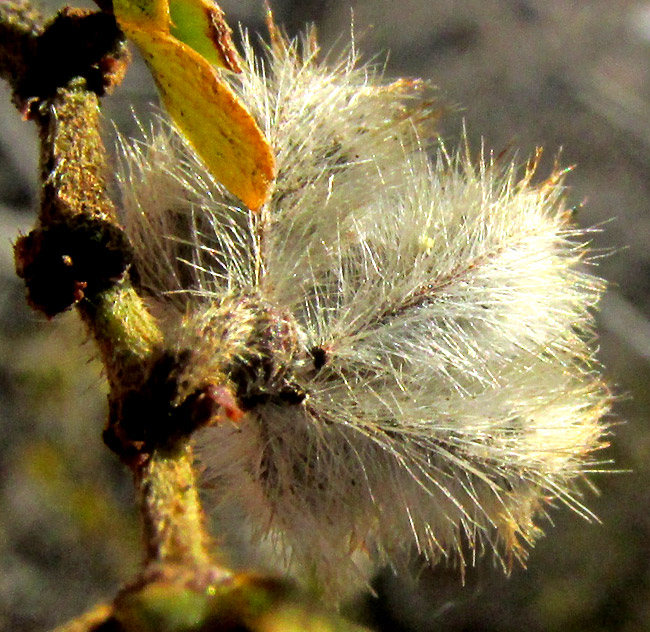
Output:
(0, 0), (215, 570)
(39, 85), (116, 224)
(136, 445), (215, 568)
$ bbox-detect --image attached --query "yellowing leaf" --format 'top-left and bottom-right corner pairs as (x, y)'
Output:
(112, 0), (275, 210)
(124, 24), (275, 210)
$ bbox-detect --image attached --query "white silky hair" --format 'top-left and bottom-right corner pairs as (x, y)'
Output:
(117, 30), (610, 600)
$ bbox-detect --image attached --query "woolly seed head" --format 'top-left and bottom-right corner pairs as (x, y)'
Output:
(117, 28), (611, 600)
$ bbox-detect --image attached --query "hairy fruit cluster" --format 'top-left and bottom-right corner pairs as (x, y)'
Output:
(118, 30), (610, 599)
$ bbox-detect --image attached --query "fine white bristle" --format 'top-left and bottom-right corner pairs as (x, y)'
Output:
(117, 29), (610, 600)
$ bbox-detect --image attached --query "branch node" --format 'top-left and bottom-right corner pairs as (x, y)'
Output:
(14, 216), (134, 317)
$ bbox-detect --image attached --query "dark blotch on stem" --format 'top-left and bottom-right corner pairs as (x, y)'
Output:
(14, 215), (134, 317)
(15, 7), (127, 115)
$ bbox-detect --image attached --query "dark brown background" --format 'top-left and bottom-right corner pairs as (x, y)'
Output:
(1, 1), (649, 630)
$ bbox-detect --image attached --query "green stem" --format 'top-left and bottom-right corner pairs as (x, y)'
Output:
(0, 3), (213, 569)
(39, 85), (117, 224)
(136, 444), (214, 567)
(79, 282), (163, 389)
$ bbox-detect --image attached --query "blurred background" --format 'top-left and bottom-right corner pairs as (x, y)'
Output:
(2, 0), (650, 630)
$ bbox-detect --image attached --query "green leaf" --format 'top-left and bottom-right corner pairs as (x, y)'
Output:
(168, 0), (242, 71)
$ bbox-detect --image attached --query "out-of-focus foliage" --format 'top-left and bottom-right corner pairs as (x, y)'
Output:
(2, 1), (650, 630)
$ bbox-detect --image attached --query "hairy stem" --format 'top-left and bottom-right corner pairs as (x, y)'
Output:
(39, 85), (116, 224)
(136, 445), (215, 567)
(1, 0), (211, 570)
